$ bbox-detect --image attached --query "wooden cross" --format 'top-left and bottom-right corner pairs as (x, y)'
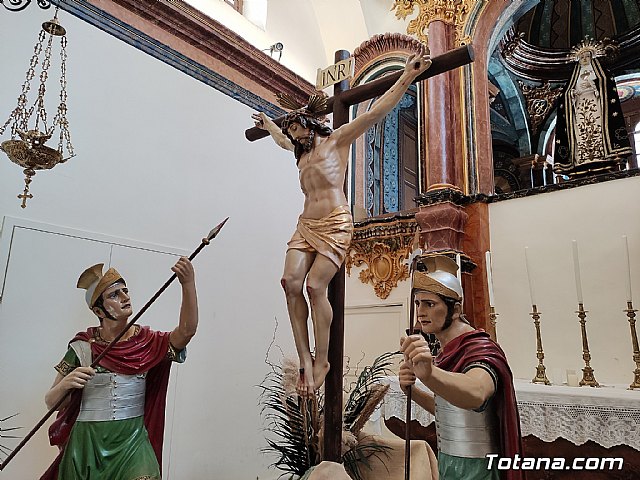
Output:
(246, 44), (474, 462)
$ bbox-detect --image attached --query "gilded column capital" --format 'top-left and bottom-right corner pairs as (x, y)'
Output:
(391, 0), (476, 46)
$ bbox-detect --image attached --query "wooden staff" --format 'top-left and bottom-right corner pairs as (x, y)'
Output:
(0, 217), (229, 470)
(404, 249), (421, 480)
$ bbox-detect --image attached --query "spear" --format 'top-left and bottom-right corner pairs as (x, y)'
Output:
(0, 218), (229, 470)
(404, 238), (422, 480)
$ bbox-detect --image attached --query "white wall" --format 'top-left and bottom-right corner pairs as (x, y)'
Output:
(0, 8), (302, 479)
(344, 264), (412, 386)
(343, 175), (640, 391)
(489, 176), (640, 386)
(185, 0), (328, 83)
(183, 0), (412, 85)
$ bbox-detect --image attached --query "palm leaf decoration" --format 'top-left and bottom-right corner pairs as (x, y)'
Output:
(0, 413), (21, 461)
(259, 352), (400, 479)
(343, 351), (397, 433)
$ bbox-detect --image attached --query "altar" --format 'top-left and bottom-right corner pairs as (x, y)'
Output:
(367, 377), (640, 479)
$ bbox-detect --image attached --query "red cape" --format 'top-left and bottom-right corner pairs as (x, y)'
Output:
(41, 326), (174, 480)
(435, 330), (525, 480)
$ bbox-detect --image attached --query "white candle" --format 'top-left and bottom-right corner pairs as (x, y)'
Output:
(524, 247), (536, 306)
(623, 235), (633, 303)
(566, 369), (579, 387)
(572, 240), (584, 304)
(485, 251), (495, 306)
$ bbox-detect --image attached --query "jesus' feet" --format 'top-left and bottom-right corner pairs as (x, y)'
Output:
(297, 361), (316, 398)
(313, 360), (330, 390)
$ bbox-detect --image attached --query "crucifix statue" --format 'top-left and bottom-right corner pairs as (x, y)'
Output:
(246, 43), (473, 461)
(253, 52), (431, 398)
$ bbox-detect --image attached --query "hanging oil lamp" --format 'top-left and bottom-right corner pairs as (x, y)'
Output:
(0, 10), (74, 208)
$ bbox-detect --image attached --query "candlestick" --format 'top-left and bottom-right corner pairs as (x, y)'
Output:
(572, 240), (584, 304)
(530, 304), (550, 385)
(623, 236), (633, 303)
(485, 251), (495, 307)
(524, 247), (536, 306)
(624, 301), (640, 389)
(576, 303), (599, 387)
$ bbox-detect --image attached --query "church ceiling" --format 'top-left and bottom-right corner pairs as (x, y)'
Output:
(517, 0), (640, 50)
(502, 0), (640, 82)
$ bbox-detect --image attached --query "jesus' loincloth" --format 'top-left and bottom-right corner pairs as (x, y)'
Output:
(287, 205), (354, 268)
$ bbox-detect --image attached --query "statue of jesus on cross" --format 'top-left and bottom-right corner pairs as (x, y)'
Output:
(252, 53), (431, 397)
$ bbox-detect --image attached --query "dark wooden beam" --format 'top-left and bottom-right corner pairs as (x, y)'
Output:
(322, 49), (350, 463)
(245, 44), (474, 141)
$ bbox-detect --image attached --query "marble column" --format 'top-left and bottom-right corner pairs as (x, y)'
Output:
(414, 16), (494, 334)
(423, 20), (461, 192)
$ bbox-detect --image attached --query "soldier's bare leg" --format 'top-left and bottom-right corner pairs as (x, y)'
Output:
(281, 249), (316, 397)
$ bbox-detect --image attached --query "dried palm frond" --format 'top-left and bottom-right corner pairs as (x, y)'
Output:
(259, 352), (397, 479)
(281, 357), (300, 397)
(344, 351), (399, 432)
(343, 436), (392, 480)
(259, 360), (323, 476)
(350, 384), (389, 436)
(0, 413), (21, 461)
(341, 431), (357, 456)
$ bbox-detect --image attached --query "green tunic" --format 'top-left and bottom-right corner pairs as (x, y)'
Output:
(438, 452), (500, 480)
(58, 415), (160, 480)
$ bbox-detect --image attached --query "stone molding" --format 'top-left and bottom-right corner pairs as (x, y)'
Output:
(59, 0), (316, 113)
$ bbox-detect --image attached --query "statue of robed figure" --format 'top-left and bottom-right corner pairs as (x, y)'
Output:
(553, 37), (632, 177)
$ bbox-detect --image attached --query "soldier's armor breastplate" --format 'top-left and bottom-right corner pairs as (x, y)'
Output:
(434, 394), (500, 458)
(77, 372), (146, 422)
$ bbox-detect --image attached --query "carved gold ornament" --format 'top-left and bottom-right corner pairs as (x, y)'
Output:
(518, 81), (563, 135)
(569, 37), (617, 62)
(391, 0), (475, 46)
(345, 217), (418, 299)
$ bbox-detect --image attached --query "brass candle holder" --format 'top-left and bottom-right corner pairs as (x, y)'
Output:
(624, 301), (640, 390)
(489, 306), (498, 342)
(530, 304), (550, 384)
(576, 303), (599, 387)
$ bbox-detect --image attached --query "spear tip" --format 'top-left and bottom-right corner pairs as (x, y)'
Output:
(206, 217), (229, 241)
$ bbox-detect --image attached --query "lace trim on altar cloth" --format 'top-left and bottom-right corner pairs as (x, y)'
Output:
(367, 377), (435, 430)
(133, 476), (159, 480)
(365, 377), (640, 452)
(518, 401), (640, 450)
